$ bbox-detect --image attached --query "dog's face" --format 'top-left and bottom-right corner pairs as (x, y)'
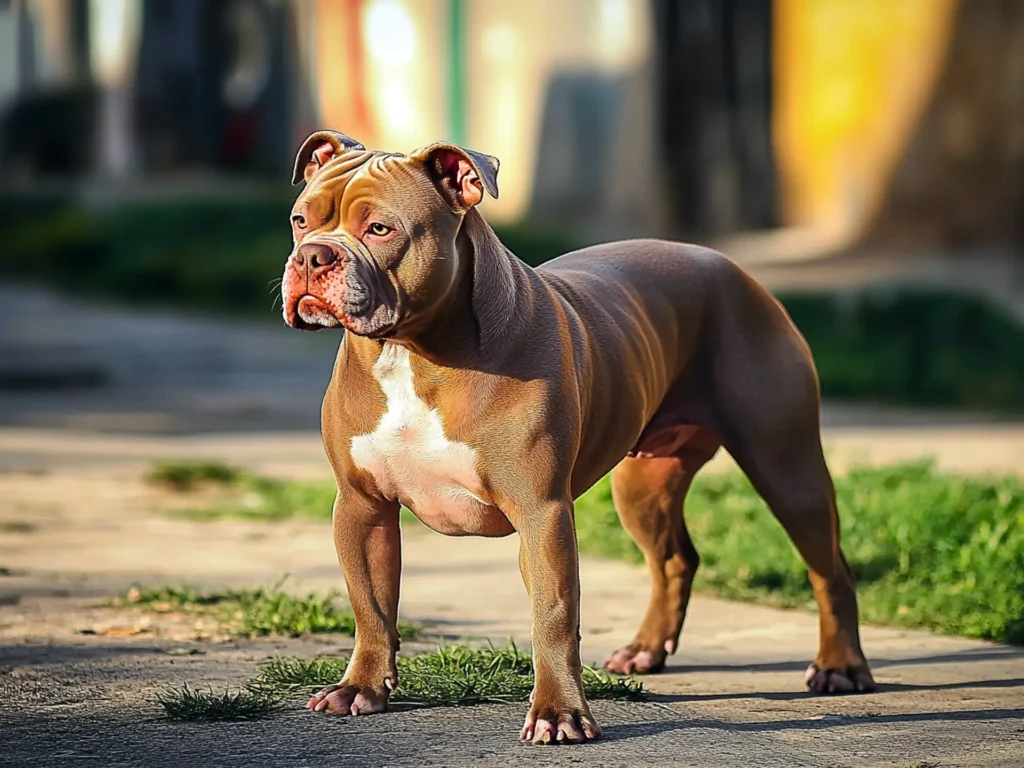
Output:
(280, 130), (499, 339)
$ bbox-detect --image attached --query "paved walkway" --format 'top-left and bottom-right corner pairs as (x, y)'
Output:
(1, 430), (1022, 767)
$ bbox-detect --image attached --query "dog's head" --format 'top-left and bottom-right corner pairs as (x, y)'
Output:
(280, 130), (499, 339)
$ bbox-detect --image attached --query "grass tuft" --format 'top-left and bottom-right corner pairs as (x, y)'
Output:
(114, 580), (421, 640)
(149, 460), (337, 522)
(157, 684), (284, 721)
(251, 641), (645, 706)
(147, 460), (245, 491)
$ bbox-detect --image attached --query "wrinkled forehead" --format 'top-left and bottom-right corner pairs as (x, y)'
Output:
(295, 149), (424, 209)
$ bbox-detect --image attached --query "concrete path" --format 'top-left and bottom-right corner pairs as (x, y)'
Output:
(1, 431), (1022, 768)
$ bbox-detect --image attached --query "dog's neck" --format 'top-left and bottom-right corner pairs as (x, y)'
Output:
(373, 208), (531, 368)
(464, 208), (533, 358)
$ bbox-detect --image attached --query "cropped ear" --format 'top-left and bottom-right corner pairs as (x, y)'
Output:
(292, 130), (366, 185)
(411, 142), (500, 210)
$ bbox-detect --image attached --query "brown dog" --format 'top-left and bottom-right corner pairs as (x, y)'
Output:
(280, 130), (875, 745)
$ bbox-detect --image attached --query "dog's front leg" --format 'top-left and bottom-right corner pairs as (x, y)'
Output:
(515, 500), (602, 745)
(308, 486), (401, 716)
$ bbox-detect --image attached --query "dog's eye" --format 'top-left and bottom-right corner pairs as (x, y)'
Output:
(291, 213), (307, 231)
(368, 222), (391, 237)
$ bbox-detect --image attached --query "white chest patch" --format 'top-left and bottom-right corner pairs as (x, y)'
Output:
(349, 345), (495, 533)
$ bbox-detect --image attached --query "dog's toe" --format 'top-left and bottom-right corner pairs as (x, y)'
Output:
(307, 681), (390, 715)
(603, 645), (664, 674)
(521, 706), (601, 746)
(805, 663), (877, 694)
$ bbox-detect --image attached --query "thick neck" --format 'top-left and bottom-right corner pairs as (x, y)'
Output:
(394, 208), (530, 368)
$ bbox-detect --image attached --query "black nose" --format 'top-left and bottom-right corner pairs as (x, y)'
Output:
(295, 242), (338, 268)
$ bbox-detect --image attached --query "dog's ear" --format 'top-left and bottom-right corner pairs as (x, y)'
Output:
(411, 142), (500, 210)
(292, 130), (366, 185)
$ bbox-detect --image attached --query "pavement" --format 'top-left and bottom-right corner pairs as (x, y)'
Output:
(1, 284), (1023, 767)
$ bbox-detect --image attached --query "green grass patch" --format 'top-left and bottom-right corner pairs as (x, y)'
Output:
(576, 460), (1024, 644)
(157, 684), (284, 721)
(148, 460), (427, 526)
(147, 460), (244, 491)
(115, 581), (421, 640)
(158, 642), (643, 721)
(148, 460), (336, 522)
(252, 641), (644, 707)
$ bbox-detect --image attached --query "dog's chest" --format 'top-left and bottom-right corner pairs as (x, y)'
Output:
(349, 345), (503, 535)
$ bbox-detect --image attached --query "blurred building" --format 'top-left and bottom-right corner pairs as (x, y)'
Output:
(1, 0), (1021, 252)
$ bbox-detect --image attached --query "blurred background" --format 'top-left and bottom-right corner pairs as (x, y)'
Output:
(0, 0), (1022, 434)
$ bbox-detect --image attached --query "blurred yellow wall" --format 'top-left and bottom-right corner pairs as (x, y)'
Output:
(773, 0), (959, 233)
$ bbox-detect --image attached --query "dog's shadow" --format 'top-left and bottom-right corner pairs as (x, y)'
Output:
(599, 704), (1024, 743)
(659, 645), (1022, 675)
(642, 646), (1024, 703)
(646, 676), (1024, 704)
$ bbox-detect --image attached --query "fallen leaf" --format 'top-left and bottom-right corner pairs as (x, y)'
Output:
(95, 626), (149, 637)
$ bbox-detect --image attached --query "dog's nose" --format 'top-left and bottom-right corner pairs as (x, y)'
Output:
(295, 242), (339, 269)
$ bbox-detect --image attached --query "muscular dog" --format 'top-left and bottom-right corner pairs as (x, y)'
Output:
(280, 130), (875, 745)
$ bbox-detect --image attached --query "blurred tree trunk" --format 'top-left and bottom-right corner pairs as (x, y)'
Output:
(651, 0), (777, 239)
(861, 0), (1024, 254)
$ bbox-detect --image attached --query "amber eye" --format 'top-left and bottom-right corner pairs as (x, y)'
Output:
(291, 213), (307, 231)
(368, 222), (391, 237)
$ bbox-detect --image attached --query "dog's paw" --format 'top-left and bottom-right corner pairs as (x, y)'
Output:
(520, 704), (601, 745)
(603, 642), (666, 674)
(307, 677), (393, 716)
(805, 663), (876, 694)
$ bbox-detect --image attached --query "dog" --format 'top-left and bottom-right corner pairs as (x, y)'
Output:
(280, 130), (875, 745)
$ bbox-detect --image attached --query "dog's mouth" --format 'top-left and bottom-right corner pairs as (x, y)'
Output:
(294, 296), (343, 331)
(291, 294), (398, 339)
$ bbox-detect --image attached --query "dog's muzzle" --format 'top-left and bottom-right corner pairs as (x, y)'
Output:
(282, 241), (382, 332)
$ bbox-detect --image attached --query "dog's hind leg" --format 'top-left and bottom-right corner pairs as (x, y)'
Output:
(708, 280), (876, 693)
(602, 430), (719, 674)
(724, 420), (875, 692)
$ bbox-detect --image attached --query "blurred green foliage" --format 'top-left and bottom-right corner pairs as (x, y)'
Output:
(0, 193), (574, 315)
(780, 290), (1024, 412)
(113, 581), (361, 638)
(2, 195), (1022, 410)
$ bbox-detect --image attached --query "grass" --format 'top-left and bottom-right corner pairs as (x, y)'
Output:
(575, 460), (1024, 645)
(114, 581), (421, 640)
(148, 459), (1024, 645)
(148, 459), (418, 525)
(147, 460), (335, 521)
(158, 642), (645, 721)
(252, 641), (644, 706)
(156, 685), (285, 721)
(148, 461), (244, 491)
